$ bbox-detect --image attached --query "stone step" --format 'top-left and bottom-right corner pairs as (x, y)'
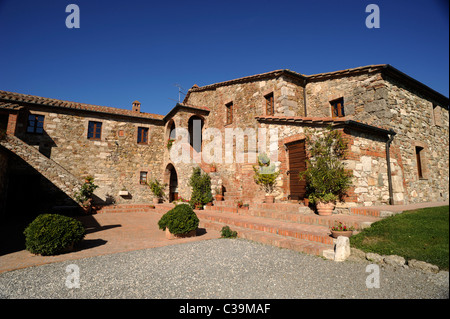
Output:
(0, 134), (83, 202)
(204, 204), (379, 229)
(199, 219), (332, 256)
(195, 209), (335, 245)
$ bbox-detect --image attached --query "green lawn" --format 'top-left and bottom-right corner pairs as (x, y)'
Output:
(350, 206), (449, 270)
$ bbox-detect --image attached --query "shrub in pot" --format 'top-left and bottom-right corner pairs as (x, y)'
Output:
(148, 178), (167, 203)
(158, 203), (199, 237)
(253, 153), (280, 203)
(300, 127), (352, 216)
(24, 214), (86, 255)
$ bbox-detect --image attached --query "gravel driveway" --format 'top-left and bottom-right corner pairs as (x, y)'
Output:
(0, 239), (448, 299)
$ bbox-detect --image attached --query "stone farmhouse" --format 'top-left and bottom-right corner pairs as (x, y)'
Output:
(0, 64), (448, 215)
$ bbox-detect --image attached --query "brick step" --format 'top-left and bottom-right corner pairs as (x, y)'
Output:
(96, 203), (160, 214)
(204, 205), (379, 229)
(213, 201), (305, 210)
(195, 210), (334, 245)
(199, 219), (332, 256)
(154, 203), (176, 210)
(349, 207), (382, 218)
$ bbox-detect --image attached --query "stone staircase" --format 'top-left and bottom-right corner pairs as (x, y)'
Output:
(0, 134), (83, 203)
(198, 201), (381, 256)
(95, 201), (381, 258)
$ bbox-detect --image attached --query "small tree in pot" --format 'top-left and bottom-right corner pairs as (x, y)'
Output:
(75, 175), (99, 214)
(148, 178), (167, 203)
(189, 167), (213, 209)
(300, 127), (352, 216)
(253, 153), (280, 203)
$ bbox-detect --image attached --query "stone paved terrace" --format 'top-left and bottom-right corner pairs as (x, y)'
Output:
(358, 200), (449, 212)
(0, 200), (447, 274)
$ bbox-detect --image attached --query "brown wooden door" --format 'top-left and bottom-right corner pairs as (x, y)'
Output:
(287, 141), (307, 200)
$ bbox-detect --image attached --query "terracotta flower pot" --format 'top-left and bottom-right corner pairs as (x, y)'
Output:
(215, 194), (223, 201)
(316, 201), (335, 216)
(265, 195), (275, 203)
(165, 228), (197, 240)
(330, 230), (353, 238)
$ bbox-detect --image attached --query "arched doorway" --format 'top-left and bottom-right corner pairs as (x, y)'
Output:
(188, 116), (203, 153)
(165, 164), (178, 202)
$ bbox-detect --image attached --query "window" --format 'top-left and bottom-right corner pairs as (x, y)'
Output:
(265, 93), (274, 115)
(226, 102), (233, 125)
(87, 121), (102, 140)
(139, 171), (147, 185)
(27, 114), (44, 134)
(137, 127), (149, 144)
(415, 146), (424, 179)
(331, 98), (345, 118)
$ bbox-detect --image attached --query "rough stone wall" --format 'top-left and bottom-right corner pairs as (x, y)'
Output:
(305, 72), (449, 204)
(341, 129), (404, 206)
(162, 109), (208, 200)
(184, 75), (305, 201)
(14, 107), (165, 205)
(379, 76), (449, 203)
(188, 75), (305, 120)
(258, 123), (396, 206)
(305, 72), (382, 118)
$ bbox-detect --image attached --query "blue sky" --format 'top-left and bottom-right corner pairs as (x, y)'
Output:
(0, 0), (448, 115)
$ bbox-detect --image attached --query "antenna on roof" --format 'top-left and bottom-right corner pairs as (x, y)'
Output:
(174, 84), (186, 103)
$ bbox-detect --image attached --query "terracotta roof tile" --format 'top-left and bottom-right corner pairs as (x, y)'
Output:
(0, 101), (23, 110)
(255, 115), (348, 124)
(255, 115), (393, 134)
(0, 90), (164, 120)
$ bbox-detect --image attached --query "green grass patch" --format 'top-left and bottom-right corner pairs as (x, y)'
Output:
(350, 206), (449, 270)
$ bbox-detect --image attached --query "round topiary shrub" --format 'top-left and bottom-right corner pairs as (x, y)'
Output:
(158, 203), (199, 235)
(23, 214), (86, 256)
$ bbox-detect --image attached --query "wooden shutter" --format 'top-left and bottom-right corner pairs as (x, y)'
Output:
(287, 141), (307, 200)
(226, 102), (233, 124)
(266, 93), (274, 115)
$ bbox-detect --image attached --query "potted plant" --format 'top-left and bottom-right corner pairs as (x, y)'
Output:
(189, 167), (213, 209)
(210, 163), (217, 172)
(242, 203), (249, 210)
(253, 153), (280, 203)
(148, 178), (167, 204)
(158, 204), (199, 240)
(330, 222), (355, 238)
(237, 200), (243, 208)
(75, 175), (99, 214)
(214, 187), (223, 201)
(300, 127), (352, 216)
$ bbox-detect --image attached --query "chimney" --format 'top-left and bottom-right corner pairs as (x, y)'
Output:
(132, 100), (141, 113)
